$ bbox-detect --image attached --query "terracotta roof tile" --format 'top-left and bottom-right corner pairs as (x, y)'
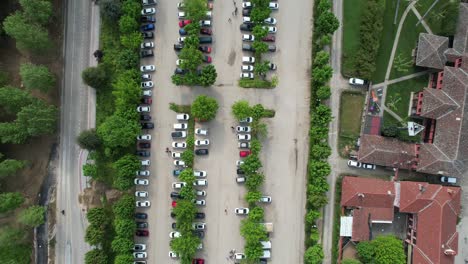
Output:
(420, 88), (458, 119)
(453, 3), (468, 54)
(416, 33), (449, 69)
(341, 176), (395, 208)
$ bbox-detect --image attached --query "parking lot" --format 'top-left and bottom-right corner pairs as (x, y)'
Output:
(135, 0), (313, 262)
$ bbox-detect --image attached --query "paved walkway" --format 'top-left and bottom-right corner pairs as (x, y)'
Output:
(373, 70), (429, 88)
(411, 5), (433, 34)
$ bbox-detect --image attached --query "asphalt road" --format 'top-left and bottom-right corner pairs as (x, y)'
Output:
(142, 0), (313, 263)
(55, 1), (99, 263)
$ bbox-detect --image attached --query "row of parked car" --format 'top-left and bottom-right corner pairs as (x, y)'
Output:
(173, 1), (213, 75)
(132, 1), (158, 263)
(239, 1), (279, 79)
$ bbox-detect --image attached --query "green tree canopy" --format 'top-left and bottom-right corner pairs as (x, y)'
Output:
(81, 66), (109, 89)
(18, 205), (46, 227)
(191, 95), (219, 121)
(0, 192), (25, 213)
(97, 114), (140, 150)
(77, 129), (101, 150)
(114, 254), (134, 264)
(0, 155), (26, 179)
(114, 218), (135, 239)
(304, 244), (324, 264)
(84, 248), (108, 264)
(86, 207), (107, 227)
(0, 86), (33, 115)
(315, 11), (339, 36)
(84, 224), (105, 246)
(19, 63), (55, 93)
(112, 194), (135, 219)
(111, 237), (134, 254)
(19, 0), (53, 26)
(199, 65), (217, 86)
(232, 100), (252, 120)
(2, 13), (51, 53)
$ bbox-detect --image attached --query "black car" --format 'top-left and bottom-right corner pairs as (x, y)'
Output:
(198, 46), (211, 53)
(242, 43), (254, 52)
(135, 212), (148, 219)
(195, 212), (205, 219)
(174, 68), (186, 75)
(141, 15), (156, 23)
(193, 230), (205, 238)
(268, 45), (276, 52)
(171, 222), (177, 229)
(141, 49), (154, 58)
(141, 98), (152, 104)
(171, 131), (186, 138)
(174, 43), (184, 51)
(136, 150), (150, 157)
(134, 244), (146, 251)
(170, 212), (176, 218)
(142, 32), (154, 39)
(141, 122), (154, 129)
(170, 191), (181, 199)
(136, 221), (148, 228)
(138, 142), (151, 149)
(237, 169), (245, 175)
(135, 230), (149, 237)
(140, 114), (151, 121)
(242, 9), (251, 16)
(240, 23), (254, 31)
(195, 149), (209, 155)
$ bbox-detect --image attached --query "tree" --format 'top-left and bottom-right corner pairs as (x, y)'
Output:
(185, 0), (208, 21)
(372, 236), (405, 264)
(250, 8), (271, 23)
(304, 244), (324, 264)
(252, 41), (268, 54)
(252, 122), (268, 139)
(249, 139), (262, 155)
(245, 239), (264, 260)
(316, 85), (331, 100)
(199, 65), (217, 86)
(342, 259), (362, 264)
(305, 210), (321, 226)
(3, 13), (51, 53)
(77, 129), (101, 150)
(19, 63), (55, 93)
(111, 237), (133, 254)
(240, 154), (262, 175)
(249, 207), (264, 222)
(86, 207), (107, 227)
(121, 31), (142, 50)
(178, 47), (203, 71)
(85, 224), (105, 245)
(121, 0), (141, 18)
(252, 25), (268, 39)
(245, 191), (262, 204)
(18, 206), (46, 227)
(112, 195), (135, 219)
(84, 249), (108, 264)
(19, 0), (53, 26)
(0, 86), (33, 115)
(251, 104), (265, 120)
(114, 219), (135, 239)
(100, 0), (121, 23)
(0, 226), (31, 264)
(254, 61), (270, 77)
(317, 0), (332, 14)
(113, 70), (141, 111)
(313, 51), (330, 67)
(82, 164), (97, 178)
(181, 150), (194, 167)
(0, 156), (26, 179)
(82, 66), (109, 89)
(170, 235), (201, 263)
(240, 218), (267, 241)
(310, 143), (331, 160)
(113, 154), (141, 179)
(312, 65), (333, 85)
(382, 126), (398, 137)
(97, 114), (140, 149)
(117, 49), (139, 70)
(0, 192), (24, 213)
(315, 11), (339, 35)
(232, 100), (252, 120)
(119, 15), (138, 35)
(15, 100), (58, 139)
(356, 241), (374, 263)
(191, 95), (219, 121)
(114, 254), (134, 264)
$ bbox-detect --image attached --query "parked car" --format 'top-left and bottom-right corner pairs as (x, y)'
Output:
(242, 56), (255, 64)
(193, 179), (207, 186)
(193, 232), (205, 239)
(140, 65), (155, 72)
(140, 160), (150, 166)
(349, 78), (366, 86)
(138, 142), (151, 149)
(141, 97), (152, 104)
(140, 112), (150, 120)
(174, 68), (186, 75)
(135, 213), (148, 219)
(174, 160), (186, 167)
(240, 23), (254, 31)
(195, 212), (205, 219)
(268, 63), (277, 70)
(259, 196), (272, 203)
(263, 35), (275, 42)
(172, 131), (187, 138)
(236, 176), (246, 183)
(136, 150), (150, 157)
(172, 152), (182, 158)
(240, 117), (253, 123)
(195, 128), (208, 135)
(141, 81), (154, 88)
(141, 8), (156, 15)
(362, 163), (376, 170)
(196, 190), (206, 196)
(136, 201), (151, 207)
(141, 122), (154, 129)
(179, 19), (191, 27)
(169, 231), (181, 238)
(140, 47), (153, 56)
(192, 222), (206, 230)
(242, 44), (254, 52)
(172, 142), (187, 148)
(136, 170), (150, 176)
(199, 46), (212, 53)
(195, 149), (209, 155)
(242, 34), (255, 41)
(178, 28), (188, 35)
(142, 31), (154, 39)
(176, 113), (190, 120)
(240, 150), (251, 157)
(135, 179), (149, 185)
(241, 65), (254, 72)
(141, 73), (151, 80)
(268, 2), (279, 9)
(237, 169), (245, 175)
(136, 221), (148, 228)
(240, 72), (254, 79)
(235, 208), (249, 215)
(170, 192), (181, 199)
(137, 134), (151, 141)
(141, 42), (155, 49)
(242, 9), (251, 16)
(193, 199), (206, 206)
(134, 244), (147, 251)
(236, 160), (245, 167)
(135, 191), (149, 197)
(200, 20), (211, 27)
(199, 36), (212, 43)
(141, 15), (156, 23)
(264, 17), (277, 24)
(174, 43), (184, 51)
(141, 23), (155, 31)
(135, 230), (149, 236)
(142, 0), (156, 6)
(172, 182), (187, 189)
(238, 134), (251, 141)
(200, 28), (212, 35)
(242, 2), (253, 9)
(236, 126), (251, 133)
(347, 160), (362, 168)
(194, 170), (207, 177)
(440, 176), (458, 185)
(173, 169), (183, 176)
(202, 55), (212, 63)
(195, 139), (210, 146)
(263, 26), (277, 33)
(137, 106), (151, 112)
(142, 90), (152, 97)
(238, 142), (250, 148)
(169, 251), (179, 258)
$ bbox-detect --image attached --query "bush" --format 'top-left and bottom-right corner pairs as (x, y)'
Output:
(239, 78), (274, 88)
(19, 63), (55, 93)
(191, 95), (219, 121)
(304, 244), (324, 264)
(18, 206), (46, 227)
(77, 129), (101, 150)
(232, 100), (252, 120)
(82, 66), (109, 89)
(0, 192), (24, 213)
(84, 249), (108, 264)
(112, 195), (135, 219)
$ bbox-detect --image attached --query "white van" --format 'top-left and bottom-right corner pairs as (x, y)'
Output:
(261, 250), (271, 259)
(261, 241), (271, 249)
(440, 176), (457, 184)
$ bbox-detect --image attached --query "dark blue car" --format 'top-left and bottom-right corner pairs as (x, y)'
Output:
(179, 28), (187, 36)
(173, 169), (183, 176)
(141, 23), (155, 31)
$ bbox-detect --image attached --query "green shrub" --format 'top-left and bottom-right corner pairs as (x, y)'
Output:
(239, 78), (274, 88)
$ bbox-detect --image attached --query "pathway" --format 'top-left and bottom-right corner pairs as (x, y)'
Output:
(411, 5), (433, 34)
(372, 70), (429, 88)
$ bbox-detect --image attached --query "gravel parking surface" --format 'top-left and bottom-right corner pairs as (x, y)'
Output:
(139, 0), (313, 263)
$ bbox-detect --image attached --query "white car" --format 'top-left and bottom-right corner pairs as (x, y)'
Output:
(236, 160), (245, 167)
(194, 170), (207, 177)
(268, 63), (277, 70)
(200, 20), (211, 27)
(172, 152), (182, 158)
(268, 2), (279, 9)
(242, 56), (255, 64)
(236, 176), (246, 183)
(205, 11), (212, 18)
(193, 199), (206, 206)
(135, 170), (150, 176)
(174, 123), (188, 130)
(243, 16), (252, 23)
(140, 65), (155, 72)
(242, 2), (252, 8)
(136, 201), (151, 207)
(178, 11), (186, 18)
(176, 59), (184, 66)
(142, 0), (156, 6)
(242, 34), (255, 41)
(349, 78), (366, 86)
(169, 231), (181, 238)
(134, 178), (149, 185)
(263, 26), (277, 33)
(141, 160), (150, 166)
(196, 190), (207, 196)
(141, 8), (156, 15)
(347, 160), (362, 168)
(133, 243), (146, 251)
(172, 142), (187, 148)
(241, 65), (254, 72)
(172, 182), (187, 189)
(193, 179), (207, 186)
(177, 2), (185, 9)
(176, 113), (190, 120)
(169, 251), (179, 258)
(142, 90), (152, 96)
(362, 163), (376, 170)
(178, 37), (186, 43)
(192, 222), (206, 230)
(259, 196), (272, 203)
(240, 72), (254, 79)
(237, 134), (251, 141)
(141, 73), (151, 80)
(137, 134), (151, 141)
(174, 160), (186, 167)
(240, 117), (253, 123)
(141, 81), (154, 88)
(236, 126), (251, 133)
(264, 17), (277, 25)
(235, 253), (246, 260)
(141, 42), (154, 49)
(235, 208), (249, 215)
(195, 139), (210, 146)
(238, 142), (250, 148)
(133, 252), (148, 259)
(195, 128), (208, 136)
(137, 106), (151, 112)
(135, 191), (149, 197)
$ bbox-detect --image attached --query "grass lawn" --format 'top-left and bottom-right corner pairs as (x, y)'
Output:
(415, 0), (459, 36)
(385, 74), (428, 119)
(341, 0), (366, 77)
(389, 12), (428, 79)
(338, 91), (365, 156)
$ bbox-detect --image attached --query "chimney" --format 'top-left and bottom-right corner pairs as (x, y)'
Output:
(444, 249), (457, 256)
(418, 184), (426, 193)
(447, 189), (455, 195)
(358, 193), (365, 199)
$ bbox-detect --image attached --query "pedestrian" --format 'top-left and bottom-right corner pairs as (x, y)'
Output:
(228, 18), (232, 23)
(231, 126), (235, 130)
(234, 7), (238, 16)
(165, 147), (169, 153)
(224, 208), (227, 214)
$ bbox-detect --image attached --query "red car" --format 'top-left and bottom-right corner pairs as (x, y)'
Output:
(198, 46), (211, 54)
(202, 55), (212, 63)
(207, 2), (213, 9)
(200, 28), (212, 35)
(141, 98), (152, 104)
(179, 20), (191, 28)
(240, 150), (251, 157)
(136, 230), (149, 236)
(262, 35), (275, 42)
(192, 259), (205, 264)
(172, 201), (177, 208)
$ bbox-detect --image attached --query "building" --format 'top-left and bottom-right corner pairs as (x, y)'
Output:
(340, 176), (461, 264)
